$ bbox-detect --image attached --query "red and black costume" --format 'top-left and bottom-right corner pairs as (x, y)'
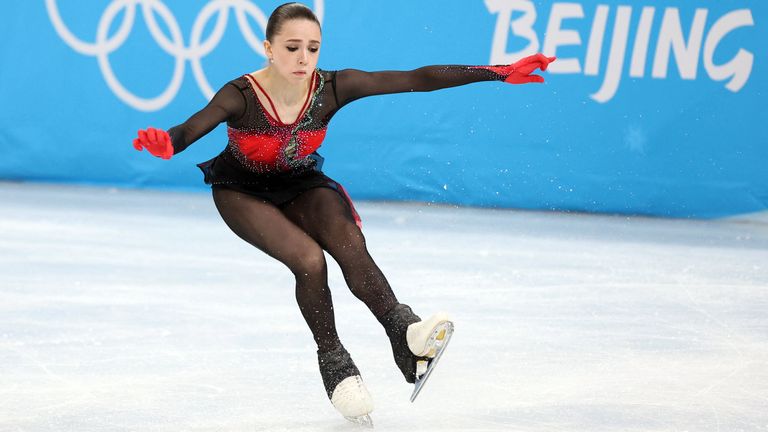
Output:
(166, 66), (508, 226)
(132, 55), (556, 400)
(139, 58), (552, 369)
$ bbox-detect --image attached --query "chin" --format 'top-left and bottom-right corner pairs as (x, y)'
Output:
(288, 72), (310, 81)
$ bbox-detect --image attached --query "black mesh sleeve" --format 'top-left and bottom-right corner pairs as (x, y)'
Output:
(333, 66), (503, 107)
(167, 83), (246, 154)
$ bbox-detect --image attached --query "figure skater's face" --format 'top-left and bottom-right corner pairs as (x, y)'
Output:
(265, 19), (321, 83)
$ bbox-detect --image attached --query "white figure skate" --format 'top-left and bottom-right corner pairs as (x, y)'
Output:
(406, 312), (454, 402)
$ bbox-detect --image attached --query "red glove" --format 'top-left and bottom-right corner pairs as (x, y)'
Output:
(133, 127), (173, 160)
(479, 53), (557, 84)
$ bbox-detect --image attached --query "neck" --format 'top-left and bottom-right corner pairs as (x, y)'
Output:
(261, 66), (313, 105)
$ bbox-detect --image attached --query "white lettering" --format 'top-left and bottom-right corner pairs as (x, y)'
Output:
(704, 9), (754, 92)
(485, 0), (539, 64)
(592, 6), (632, 103)
(629, 7), (655, 78)
(485, 2), (755, 102)
(542, 3), (584, 73)
(652, 8), (708, 80)
(584, 5), (609, 76)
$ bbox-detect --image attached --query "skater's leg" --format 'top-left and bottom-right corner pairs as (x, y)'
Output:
(212, 186), (340, 352)
(282, 187), (398, 318)
(213, 186), (373, 418)
(283, 187), (453, 389)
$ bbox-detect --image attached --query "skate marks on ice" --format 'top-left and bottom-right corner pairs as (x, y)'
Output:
(1, 183), (767, 431)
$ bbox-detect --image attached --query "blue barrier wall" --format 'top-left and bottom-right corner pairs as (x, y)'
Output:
(1, 1), (766, 218)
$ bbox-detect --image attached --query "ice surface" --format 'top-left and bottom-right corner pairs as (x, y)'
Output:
(1, 182), (767, 431)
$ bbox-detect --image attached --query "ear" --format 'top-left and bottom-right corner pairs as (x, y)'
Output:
(264, 40), (273, 60)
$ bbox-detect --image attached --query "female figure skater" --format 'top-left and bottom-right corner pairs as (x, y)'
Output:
(132, 2), (555, 425)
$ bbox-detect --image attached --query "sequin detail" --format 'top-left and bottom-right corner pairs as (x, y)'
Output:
(227, 71), (327, 174)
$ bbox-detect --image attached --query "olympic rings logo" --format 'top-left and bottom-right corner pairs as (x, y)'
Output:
(45, 0), (324, 112)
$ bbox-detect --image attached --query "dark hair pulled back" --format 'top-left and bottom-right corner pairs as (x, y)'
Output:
(266, 3), (321, 42)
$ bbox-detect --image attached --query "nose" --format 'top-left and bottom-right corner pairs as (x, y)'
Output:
(298, 50), (307, 65)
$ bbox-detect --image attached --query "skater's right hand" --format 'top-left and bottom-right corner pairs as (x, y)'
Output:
(133, 127), (173, 160)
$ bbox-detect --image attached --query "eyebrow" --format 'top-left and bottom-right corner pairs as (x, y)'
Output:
(285, 39), (321, 44)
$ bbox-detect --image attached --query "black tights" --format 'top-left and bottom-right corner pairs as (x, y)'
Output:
(212, 186), (399, 352)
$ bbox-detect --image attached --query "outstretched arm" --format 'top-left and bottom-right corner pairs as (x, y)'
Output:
(133, 83), (246, 159)
(334, 53), (556, 107)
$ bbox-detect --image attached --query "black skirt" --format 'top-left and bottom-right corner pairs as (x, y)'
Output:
(197, 152), (362, 227)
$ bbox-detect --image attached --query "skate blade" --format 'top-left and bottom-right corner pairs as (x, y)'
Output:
(344, 414), (373, 428)
(410, 321), (454, 402)
(413, 317), (453, 358)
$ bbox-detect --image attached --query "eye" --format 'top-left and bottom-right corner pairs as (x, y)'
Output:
(286, 46), (298, 52)
(309, 47), (319, 53)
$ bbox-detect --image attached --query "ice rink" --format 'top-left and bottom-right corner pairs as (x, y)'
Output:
(1, 181), (767, 432)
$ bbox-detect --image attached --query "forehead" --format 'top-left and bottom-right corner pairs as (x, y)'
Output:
(275, 19), (322, 42)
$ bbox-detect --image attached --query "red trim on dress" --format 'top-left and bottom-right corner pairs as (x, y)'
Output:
(229, 71), (326, 172)
(244, 71), (316, 127)
(334, 182), (363, 229)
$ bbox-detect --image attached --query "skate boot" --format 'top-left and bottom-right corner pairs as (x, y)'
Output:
(378, 304), (454, 401)
(317, 344), (374, 427)
(378, 304), (422, 383)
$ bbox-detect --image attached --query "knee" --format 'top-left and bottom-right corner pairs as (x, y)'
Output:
(291, 245), (327, 279)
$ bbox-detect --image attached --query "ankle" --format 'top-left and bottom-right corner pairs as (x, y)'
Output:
(317, 339), (343, 354)
(377, 303), (421, 335)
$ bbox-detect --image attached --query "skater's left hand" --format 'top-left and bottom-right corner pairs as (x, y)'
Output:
(484, 53), (557, 84)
